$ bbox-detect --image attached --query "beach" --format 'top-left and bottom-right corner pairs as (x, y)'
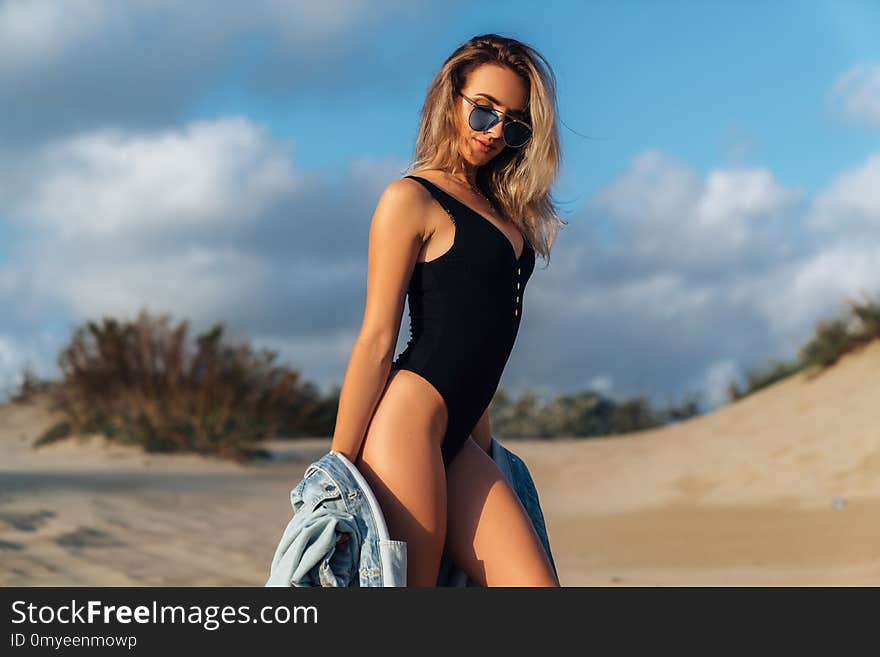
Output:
(2, 340), (879, 586)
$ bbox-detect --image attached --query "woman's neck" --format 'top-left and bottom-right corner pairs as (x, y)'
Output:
(449, 163), (480, 190)
(418, 163), (480, 190)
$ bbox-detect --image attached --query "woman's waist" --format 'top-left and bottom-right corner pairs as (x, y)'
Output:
(393, 333), (516, 375)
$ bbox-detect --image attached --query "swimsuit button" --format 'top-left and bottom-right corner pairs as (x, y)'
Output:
(516, 282), (520, 289)
(516, 296), (519, 302)
(517, 267), (521, 275)
(514, 308), (518, 316)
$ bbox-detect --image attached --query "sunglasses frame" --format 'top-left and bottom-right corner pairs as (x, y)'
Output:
(457, 91), (532, 148)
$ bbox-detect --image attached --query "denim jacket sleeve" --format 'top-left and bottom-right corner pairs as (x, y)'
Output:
(501, 445), (558, 579)
(435, 437), (558, 586)
(265, 467), (361, 587)
(265, 452), (408, 588)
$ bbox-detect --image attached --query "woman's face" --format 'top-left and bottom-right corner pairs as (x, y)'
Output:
(456, 63), (529, 166)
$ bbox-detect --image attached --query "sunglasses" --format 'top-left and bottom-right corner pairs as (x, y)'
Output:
(458, 91), (532, 148)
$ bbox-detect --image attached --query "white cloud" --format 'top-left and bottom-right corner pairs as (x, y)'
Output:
(0, 334), (23, 398)
(829, 63), (880, 128)
(34, 245), (271, 325)
(696, 169), (799, 244)
(808, 152), (880, 230)
(736, 243), (880, 339)
(594, 149), (802, 267)
(0, 0), (407, 74)
(0, 331), (60, 400)
(0, 0), (112, 69)
(559, 272), (713, 321)
(8, 117), (300, 240)
(702, 359), (739, 408)
(587, 374), (613, 395)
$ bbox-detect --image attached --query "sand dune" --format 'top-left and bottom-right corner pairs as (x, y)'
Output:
(2, 340), (879, 586)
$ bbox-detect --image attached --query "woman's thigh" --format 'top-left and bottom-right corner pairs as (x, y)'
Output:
(354, 369), (448, 587)
(444, 437), (559, 587)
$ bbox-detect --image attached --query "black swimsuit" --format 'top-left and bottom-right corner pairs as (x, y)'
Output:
(389, 175), (536, 466)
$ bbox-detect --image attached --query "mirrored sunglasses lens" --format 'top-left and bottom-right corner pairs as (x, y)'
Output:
(504, 122), (531, 147)
(470, 106), (498, 131)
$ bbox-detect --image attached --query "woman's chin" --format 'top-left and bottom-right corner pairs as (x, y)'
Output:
(465, 147), (493, 164)
(458, 139), (487, 163)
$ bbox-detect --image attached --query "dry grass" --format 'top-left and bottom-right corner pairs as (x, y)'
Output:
(30, 309), (336, 462)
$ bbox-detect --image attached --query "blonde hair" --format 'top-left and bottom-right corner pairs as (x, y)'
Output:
(406, 33), (566, 265)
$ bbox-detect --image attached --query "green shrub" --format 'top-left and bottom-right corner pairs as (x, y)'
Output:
(657, 394), (702, 423)
(609, 396), (662, 433)
(488, 385), (673, 439)
(726, 358), (805, 402)
(798, 318), (854, 369)
(727, 291), (880, 401)
(798, 295), (879, 369)
(849, 296), (880, 339)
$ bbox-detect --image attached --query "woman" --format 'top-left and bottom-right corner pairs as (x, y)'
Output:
(329, 34), (564, 587)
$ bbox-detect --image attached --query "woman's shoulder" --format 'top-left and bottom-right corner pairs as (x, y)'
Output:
(399, 168), (448, 190)
(369, 175), (437, 241)
(379, 174), (436, 208)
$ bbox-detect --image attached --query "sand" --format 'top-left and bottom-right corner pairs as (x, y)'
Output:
(2, 340), (879, 586)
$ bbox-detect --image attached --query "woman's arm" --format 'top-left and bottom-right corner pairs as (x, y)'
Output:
(329, 179), (430, 462)
(471, 405), (493, 454)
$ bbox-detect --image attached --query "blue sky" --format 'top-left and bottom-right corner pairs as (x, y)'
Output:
(184, 1), (880, 189)
(1, 0), (879, 413)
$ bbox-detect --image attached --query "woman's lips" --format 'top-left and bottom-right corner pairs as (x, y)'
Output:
(473, 137), (492, 152)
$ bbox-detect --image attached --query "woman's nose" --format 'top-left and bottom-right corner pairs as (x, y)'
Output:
(484, 119), (504, 139)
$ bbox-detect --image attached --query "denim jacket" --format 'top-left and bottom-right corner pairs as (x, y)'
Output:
(265, 446), (407, 587)
(265, 437), (557, 587)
